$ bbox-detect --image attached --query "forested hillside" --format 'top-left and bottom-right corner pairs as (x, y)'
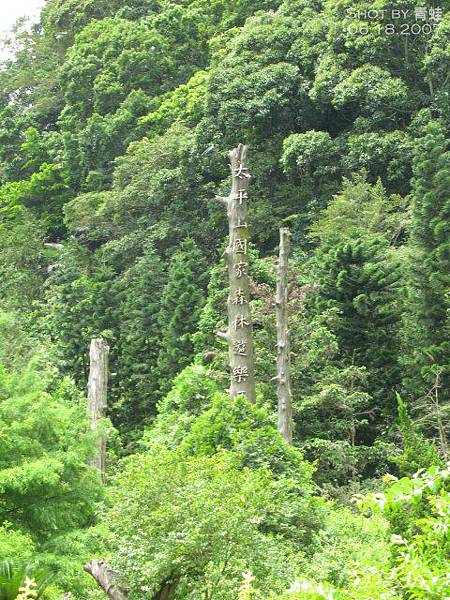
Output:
(0, 0), (449, 598)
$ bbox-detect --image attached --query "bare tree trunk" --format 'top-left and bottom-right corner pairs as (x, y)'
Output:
(216, 144), (256, 403)
(87, 338), (109, 482)
(84, 561), (128, 600)
(275, 228), (293, 443)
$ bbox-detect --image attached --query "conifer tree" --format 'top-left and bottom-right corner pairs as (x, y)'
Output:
(113, 247), (166, 429)
(157, 238), (207, 392)
(45, 244), (113, 389)
(405, 121), (450, 401)
(311, 234), (402, 426)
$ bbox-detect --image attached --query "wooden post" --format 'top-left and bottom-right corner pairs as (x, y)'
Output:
(87, 338), (109, 482)
(276, 228), (293, 443)
(216, 144), (256, 403)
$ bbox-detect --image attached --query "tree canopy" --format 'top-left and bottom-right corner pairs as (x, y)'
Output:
(0, 0), (448, 598)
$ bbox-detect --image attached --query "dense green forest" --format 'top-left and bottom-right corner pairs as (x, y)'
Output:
(0, 0), (449, 598)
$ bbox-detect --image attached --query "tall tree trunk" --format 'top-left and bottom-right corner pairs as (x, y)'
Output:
(87, 338), (109, 482)
(217, 144), (256, 403)
(276, 228), (293, 443)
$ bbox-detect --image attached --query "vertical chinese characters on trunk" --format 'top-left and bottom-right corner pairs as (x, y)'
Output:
(217, 145), (256, 403)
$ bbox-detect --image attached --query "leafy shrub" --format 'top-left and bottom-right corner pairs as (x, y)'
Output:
(0, 356), (103, 540)
(143, 364), (220, 448)
(357, 463), (450, 598)
(106, 448), (307, 599)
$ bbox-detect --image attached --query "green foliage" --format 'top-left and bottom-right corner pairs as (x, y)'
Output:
(60, 18), (170, 120)
(395, 394), (441, 477)
(111, 246), (166, 429)
(331, 65), (408, 123)
(0, 319), (104, 597)
(310, 233), (402, 420)
(236, 505), (399, 599)
(146, 364), (221, 448)
(132, 372), (324, 598)
(344, 133), (413, 195)
(43, 245), (113, 388)
(63, 191), (111, 244)
(138, 70), (209, 137)
(282, 131), (342, 180)
(181, 394), (312, 480)
(0, 211), (47, 311)
(0, 312), (43, 374)
(403, 120), (450, 410)
(107, 447), (308, 600)
(307, 175), (409, 244)
(295, 366), (374, 488)
(305, 508), (394, 598)
(0, 526), (35, 566)
(73, 122), (215, 251)
(193, 261), (228, 363)
(0, 355), (102, 541)
(0, 104), (34, 184)
(156, 238), (207, 392)
(358, 463), (450, 599)
(0, 561), (51, 600)
(0, 0), (449, 597)
(181, 393), (323, 544)
(41, 0), (159, 43)
(237, 574), (344, 600)
(0, 164), (69, 240)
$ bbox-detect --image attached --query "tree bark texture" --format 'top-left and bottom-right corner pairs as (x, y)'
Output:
(87, 338), (109, 482)
(84, 560), (179, 600)
(217, 144), (256, 403)
(84, 560), (128, 600)
(276, 228), (293, 443)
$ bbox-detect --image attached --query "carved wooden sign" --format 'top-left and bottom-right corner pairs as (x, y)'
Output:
(217, 144), (256, 403)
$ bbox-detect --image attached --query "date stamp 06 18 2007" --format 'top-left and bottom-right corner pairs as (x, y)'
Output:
(346, 6), (444, 36)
